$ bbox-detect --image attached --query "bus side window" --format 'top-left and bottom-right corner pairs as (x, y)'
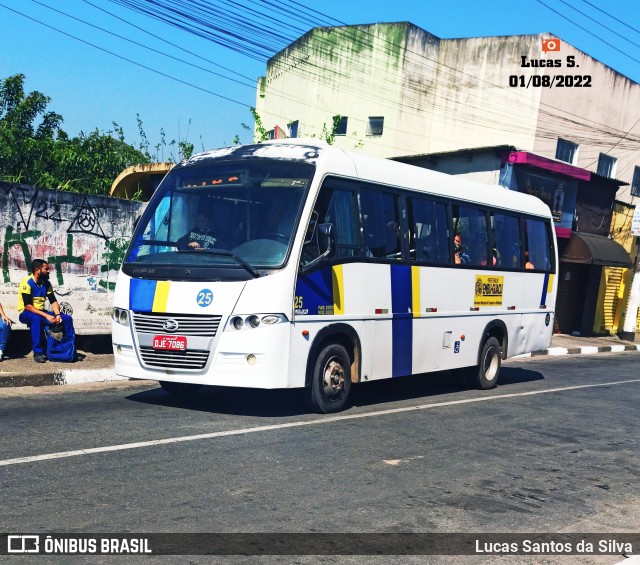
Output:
(492, 212), (521, 268)
(409, 197), (449, 264)
(453, 205), (488, 266)
(302, 185), (361, 265)
(360, 188), (401, 260)
(523, 218), (552, 272)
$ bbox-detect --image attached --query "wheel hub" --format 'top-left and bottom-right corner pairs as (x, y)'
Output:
(323, 358), (345, 398)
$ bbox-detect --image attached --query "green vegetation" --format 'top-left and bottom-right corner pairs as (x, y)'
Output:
(0, 74), (193, 197)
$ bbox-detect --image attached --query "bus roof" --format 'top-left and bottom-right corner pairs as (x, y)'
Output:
(185, 140), (553, 219)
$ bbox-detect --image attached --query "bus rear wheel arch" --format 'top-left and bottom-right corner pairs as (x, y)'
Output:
(306, 343), (352, 413)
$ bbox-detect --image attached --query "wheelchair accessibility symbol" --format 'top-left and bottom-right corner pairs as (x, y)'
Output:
(454, 341), (460, 353)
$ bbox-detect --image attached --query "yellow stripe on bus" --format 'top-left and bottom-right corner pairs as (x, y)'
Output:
(547, 273), (554, 293)
(152, 281), (171, 313)
(411, 266), (421, 318)
(332, 264), (344, 315)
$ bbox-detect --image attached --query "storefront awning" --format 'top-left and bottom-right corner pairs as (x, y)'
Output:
(561, 232), (632, 268)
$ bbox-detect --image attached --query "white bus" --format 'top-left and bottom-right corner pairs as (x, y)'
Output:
(112, 140), (557, 412)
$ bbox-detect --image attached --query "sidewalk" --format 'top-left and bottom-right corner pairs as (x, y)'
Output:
(524, 333), (640, 358)
(0, 332), (119, 388)
(0, 332), (638, 388)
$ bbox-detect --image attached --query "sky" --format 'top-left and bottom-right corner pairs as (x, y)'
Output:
(0, 0), (639, 160)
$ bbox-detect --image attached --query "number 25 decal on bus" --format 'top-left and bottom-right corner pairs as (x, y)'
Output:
(197, 289), (213, 307)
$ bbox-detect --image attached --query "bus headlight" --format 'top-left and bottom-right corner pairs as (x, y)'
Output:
(112, 307), (130, 327)
(226, 314), (288, 331)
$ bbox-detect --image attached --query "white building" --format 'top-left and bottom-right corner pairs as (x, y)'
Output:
(256, 22), (640, 202)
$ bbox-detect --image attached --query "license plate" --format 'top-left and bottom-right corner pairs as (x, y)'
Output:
(152, 335), (187, 351)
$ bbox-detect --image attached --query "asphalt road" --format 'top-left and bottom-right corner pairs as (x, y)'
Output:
(1, 352), (639, 565)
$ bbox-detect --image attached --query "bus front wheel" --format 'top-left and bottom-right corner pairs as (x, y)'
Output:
(466, 336), (501, 390)
(307, 344), (352, 413)
(159, 381), (202, 398)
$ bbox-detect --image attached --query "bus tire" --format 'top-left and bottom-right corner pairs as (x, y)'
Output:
(159, 381), (202, 398)
(466, 336), (501, 390)
(307, 343), (352, 413)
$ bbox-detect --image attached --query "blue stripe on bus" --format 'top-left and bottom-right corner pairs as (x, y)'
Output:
(540, 273), (550, 306)
(129, 279), (157, 312)
(390, 264), (413, 377)
(295, 268), (333, 315)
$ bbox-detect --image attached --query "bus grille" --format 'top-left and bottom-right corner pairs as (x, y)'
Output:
(139, 347), (210, 370)
(132, 312), (222, 336)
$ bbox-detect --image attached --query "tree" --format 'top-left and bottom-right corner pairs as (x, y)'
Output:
(0, 74), (151, 196)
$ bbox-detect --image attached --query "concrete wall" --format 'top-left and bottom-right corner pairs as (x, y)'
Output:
(0, 182), (145, 333)
(257, 26), (543, 158)
(422, 35), (542, 153)
(256, 23), (410, 158)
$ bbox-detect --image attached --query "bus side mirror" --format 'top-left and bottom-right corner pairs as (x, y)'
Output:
(318, 223), (334, 255)
(301, 223), (335, 272)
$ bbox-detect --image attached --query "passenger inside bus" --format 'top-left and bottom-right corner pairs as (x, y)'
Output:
(525, 250), (535, 269)
(453, 233), (470, 264)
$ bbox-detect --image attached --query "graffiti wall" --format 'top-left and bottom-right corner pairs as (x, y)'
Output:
(0, 181), (146, 333)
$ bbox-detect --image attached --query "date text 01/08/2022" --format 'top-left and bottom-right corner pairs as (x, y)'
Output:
(509, 75), (591, 88)
(510, 55), (591, 88)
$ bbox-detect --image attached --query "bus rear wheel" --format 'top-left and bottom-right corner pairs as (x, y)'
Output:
(307, 343), (352, 413)
(159, 381), (202, 398)
(466, 336), (501, 390)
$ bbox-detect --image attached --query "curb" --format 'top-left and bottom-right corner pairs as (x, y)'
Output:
(53, 367), (125, 385)
(513, 344), (640, 359)
(0, 373), (59, 387)
(0, 366), (123, 388)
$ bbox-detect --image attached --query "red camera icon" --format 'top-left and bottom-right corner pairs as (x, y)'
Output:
(542, 38), (561, 53)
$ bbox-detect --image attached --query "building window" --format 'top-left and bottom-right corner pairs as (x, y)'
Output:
(289, 120), (299, 138)
(367, 116), (384, 136)
(336, 116), (348, 136)
(555, 138), (578, 164)
(597, 153), (617, 178)
(632, 166), (640, 197)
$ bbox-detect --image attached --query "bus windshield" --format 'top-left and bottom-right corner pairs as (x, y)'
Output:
(125, 159), (313, 275)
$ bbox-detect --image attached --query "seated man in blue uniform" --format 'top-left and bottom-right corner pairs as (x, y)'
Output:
(18, 259), (75, 363)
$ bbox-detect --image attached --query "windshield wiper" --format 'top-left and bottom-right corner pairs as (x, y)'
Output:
(177, 248), (261, 278)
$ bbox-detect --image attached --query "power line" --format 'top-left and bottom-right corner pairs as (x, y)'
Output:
(99, 0), (640, 143)
(0, 2), (249, 108)
(4, 0), (639, 161)
(80, 0), (257, 83)
(578, 0), (640, 38)
(551, 0), (640, 51)
(29, 0), (257, 89)
(533, 0), (640, 65)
